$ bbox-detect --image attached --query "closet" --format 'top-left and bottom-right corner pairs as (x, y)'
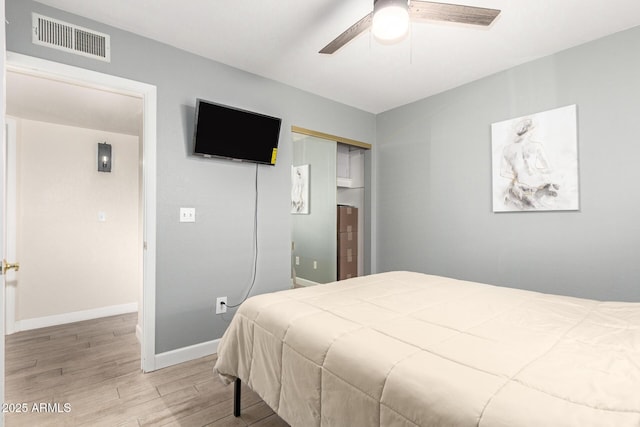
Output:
(291, 127), (370, 286)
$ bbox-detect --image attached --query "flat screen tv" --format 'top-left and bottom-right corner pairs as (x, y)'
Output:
(193, 99), (282, 166)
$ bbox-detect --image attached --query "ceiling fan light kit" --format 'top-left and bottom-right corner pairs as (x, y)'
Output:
(319, 1), (501, 55)
(372, 0), (410, 41)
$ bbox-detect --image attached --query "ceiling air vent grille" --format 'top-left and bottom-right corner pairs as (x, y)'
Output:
(32, 13), (111, 62)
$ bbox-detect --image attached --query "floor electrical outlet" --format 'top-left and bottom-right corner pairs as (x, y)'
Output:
(216, 297), (227, 314)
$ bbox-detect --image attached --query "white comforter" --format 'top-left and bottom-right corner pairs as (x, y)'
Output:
(214, 271), (640, 426)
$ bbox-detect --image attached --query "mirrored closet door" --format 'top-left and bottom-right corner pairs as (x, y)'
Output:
(291, 127), (370, 286)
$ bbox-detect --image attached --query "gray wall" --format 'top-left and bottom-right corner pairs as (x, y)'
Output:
(5, 0), (376, 352)
(376, 25), (640, 302)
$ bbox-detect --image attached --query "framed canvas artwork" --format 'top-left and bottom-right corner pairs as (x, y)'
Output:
(491, 105), (579, 212)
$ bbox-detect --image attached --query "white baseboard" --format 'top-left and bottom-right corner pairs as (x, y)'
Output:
(294, 277), (321, 287)
(14, 302), (138, 332)
(154, 339), (220, 371)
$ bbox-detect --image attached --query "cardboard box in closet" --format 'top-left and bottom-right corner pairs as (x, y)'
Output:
(337, 205), (358, 280)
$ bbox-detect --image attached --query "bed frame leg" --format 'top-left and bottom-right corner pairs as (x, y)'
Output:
(234, 378), (241, 417)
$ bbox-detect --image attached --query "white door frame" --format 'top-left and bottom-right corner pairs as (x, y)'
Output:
(5, 52), (158, 372)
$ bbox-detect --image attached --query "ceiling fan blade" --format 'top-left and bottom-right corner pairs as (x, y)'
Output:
(319, 12), (373, 54)
(409, 1), (500, 26)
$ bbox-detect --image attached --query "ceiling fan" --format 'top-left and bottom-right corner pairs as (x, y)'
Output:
(319, 0), (501, 54)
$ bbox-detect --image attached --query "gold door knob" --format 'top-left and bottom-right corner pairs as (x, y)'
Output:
(2, 259), (20, 275)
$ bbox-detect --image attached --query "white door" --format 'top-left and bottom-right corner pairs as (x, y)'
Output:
(1, 119), (19, 426)
(1, 115), (5, 427)
(2, 5), (8, 423)
(1, 120), (19, 427)
(3, 119), (18, 334)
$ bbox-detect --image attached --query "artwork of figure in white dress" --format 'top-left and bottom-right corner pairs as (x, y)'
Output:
(500, 118), (559, 209)
(491, 105), (579, 212)
(291, 164), (309, 214)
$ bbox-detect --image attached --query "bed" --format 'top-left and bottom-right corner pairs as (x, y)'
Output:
(213, 271), (640, 426)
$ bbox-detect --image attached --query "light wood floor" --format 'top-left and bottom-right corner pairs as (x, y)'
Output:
(4, 313), (289, 426)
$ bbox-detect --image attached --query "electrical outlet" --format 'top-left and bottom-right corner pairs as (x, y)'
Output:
(180, 207), (196, 223)
(216, 296), (227, 314)
(313, 260), (318, 270)
(295, 256), (300, 265)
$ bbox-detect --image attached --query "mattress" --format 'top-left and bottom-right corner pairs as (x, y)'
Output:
(213, 271), (640, 426)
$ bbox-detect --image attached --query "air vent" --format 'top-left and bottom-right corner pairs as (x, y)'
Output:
(32, 13), (111, 62)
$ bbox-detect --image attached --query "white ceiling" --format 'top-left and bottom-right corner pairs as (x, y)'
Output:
(30, 0), (640, 114)
(6, 71), (143, 135)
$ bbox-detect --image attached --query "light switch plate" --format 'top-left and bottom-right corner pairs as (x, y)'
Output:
(180, 207), (196, 222)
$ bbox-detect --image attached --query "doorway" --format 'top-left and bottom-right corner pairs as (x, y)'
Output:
(6, 77), (141, 335)
(4, 52), (157, 372)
